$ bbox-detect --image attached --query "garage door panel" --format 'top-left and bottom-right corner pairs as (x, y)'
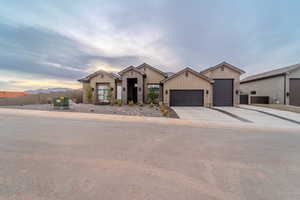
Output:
(170, 90), (204, 106)
(213, 79), (233, 106)
(290, 79), (300, 106)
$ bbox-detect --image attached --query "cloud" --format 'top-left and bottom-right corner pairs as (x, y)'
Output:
(0, 22), (143, 80)
(1, 0), (300, 91)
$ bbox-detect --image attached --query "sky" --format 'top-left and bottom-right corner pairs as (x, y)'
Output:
(0, 0), (300, 91)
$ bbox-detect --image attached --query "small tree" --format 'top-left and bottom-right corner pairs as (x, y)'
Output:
(148, 88), (158, 103)
(86, 85), (93, 104)
(107, 86), (113, 105)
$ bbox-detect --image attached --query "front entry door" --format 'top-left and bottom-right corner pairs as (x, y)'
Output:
(127, 78), (138, 103)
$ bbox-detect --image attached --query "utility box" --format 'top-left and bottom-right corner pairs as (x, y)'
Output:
(52, 96), (69, 109)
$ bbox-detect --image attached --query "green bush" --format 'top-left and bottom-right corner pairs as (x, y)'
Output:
(148, 88), (158, 103)
(128, 100), (134, 106)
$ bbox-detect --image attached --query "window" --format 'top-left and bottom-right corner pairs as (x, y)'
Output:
(97, 85), (109, 103)
(148, 84), (160, 102)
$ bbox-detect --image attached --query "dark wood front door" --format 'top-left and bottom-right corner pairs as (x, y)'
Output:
(127, 78), (138, 103)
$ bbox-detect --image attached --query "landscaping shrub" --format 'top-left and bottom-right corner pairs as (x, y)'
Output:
(148, 88), (158, 103)
(163, 109), (169, 117)
(117, 100), (122, 106)
(149, 102), (155, 108)
(128, 100), (134, 106)
(86, 86), (93, 104)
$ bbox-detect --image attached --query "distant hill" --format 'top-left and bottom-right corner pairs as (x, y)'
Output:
(25, 88), (73, 94)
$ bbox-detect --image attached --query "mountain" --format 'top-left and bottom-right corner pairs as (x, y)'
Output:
(25, 88), (73, 94)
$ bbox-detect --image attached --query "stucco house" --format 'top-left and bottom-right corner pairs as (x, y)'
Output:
(78, 62), (245, 107)
(240, 63), (300, 106)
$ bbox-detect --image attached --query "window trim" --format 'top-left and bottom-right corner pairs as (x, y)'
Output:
(147, 83), (160, 102)
(96, 83), (110, 103)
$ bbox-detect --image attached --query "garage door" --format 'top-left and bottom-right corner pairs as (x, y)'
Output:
(290, 79), (300, 106)
(213, 79), (233, 106)
(170, 90), (204, 106)
(240, 94), (249, 104)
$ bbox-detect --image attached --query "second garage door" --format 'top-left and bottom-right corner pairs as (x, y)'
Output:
(213, 79), (233, 106)
(170, 90), (204, 106)
(290, 79), (300, 106)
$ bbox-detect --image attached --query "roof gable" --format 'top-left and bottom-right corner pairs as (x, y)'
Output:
(201, 62), (245, 75)
(78, 70), (118, 82)
(161, 67), (213, 83)
(136, 63), (167, 77)
(118, 65), (145, 76)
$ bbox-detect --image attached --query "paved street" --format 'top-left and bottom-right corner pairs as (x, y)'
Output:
(1, 108), (300, 200)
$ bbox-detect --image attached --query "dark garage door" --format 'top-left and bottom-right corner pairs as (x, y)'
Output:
(170, 90), (204, 106)
(290, 79), (300, 106)
(213, 79), (233, 106)
(240, 94), (249, 104)
(251, 96), (269, 104)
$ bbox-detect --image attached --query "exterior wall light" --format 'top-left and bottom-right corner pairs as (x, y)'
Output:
(165, 90), (168, 95)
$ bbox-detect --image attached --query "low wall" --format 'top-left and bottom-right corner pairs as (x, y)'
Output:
(0, 90), (82, 106)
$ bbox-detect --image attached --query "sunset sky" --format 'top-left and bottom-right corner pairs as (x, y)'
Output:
(0, 0), (300, 91)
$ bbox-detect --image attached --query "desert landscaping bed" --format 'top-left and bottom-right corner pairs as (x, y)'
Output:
(0, 103), (178, 118)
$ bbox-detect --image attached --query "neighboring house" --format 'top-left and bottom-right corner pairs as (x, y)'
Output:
(0, 91), (27, 98)
(78, 62), (245, 107)
(240, 63), (300, 106)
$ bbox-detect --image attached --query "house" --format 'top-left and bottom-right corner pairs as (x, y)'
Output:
(78, 62), (245, 107)
(0, 91), (27, 98)
(240, 63), (300, 106)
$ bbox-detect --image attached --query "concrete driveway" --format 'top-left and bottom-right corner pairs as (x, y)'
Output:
(217, 106), (300, 128)
(0, 108), (300, 200)
(172, 106), (300, 129)
(240, 105), (300, 122)
(171, 107), (241, 124)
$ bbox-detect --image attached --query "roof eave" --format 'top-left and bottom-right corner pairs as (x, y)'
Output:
(241, 73), (285, 84)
